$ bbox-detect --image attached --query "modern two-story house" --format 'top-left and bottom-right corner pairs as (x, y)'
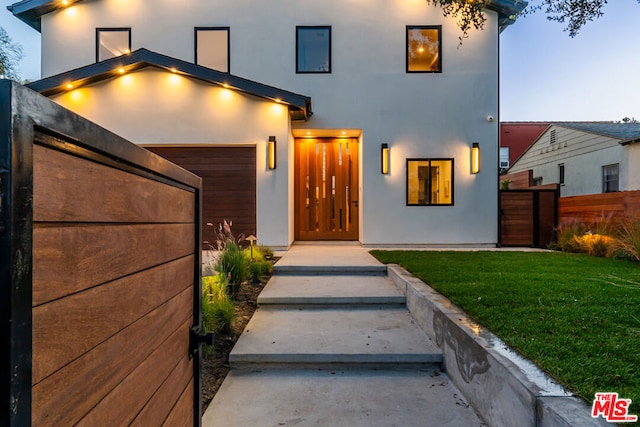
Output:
(9, 0), (526, 249)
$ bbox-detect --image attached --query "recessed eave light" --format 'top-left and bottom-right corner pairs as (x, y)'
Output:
(118, 67), (125, 74)
(65, 83), (73, 89)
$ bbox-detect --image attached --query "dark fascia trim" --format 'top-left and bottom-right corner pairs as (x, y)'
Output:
(485, 0), (529, 31)
(26, 48), (312, 120)
(9, 0), (528, 32)
(7, 0), (81, 32)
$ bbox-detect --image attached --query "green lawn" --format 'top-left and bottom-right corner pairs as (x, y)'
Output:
(370, 250), (640, 413)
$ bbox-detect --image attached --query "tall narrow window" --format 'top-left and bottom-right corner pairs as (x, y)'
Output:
(296, 26), (331, 73)
(406, 159), (453, 206)
(602, 164), (619, 193)
(558, 163), (565, 185)
(406, 26), (441, 73)
(195, 27), (230, 73)
(96, 28), (131, 62)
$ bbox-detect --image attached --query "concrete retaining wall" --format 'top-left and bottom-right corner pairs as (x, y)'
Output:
(387, 264), (607, 427)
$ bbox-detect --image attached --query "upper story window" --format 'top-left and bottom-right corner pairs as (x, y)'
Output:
(558, 163), (565, 185)
(296, 26), (331, 73)
(406, 159), (453, 206)
(602, 164), (619, 193)
(96, 28), (131, 62)
(406, 26), (441, 73)
(195, 27), (230, 73)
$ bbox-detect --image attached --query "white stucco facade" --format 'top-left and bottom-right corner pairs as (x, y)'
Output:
(34, 0), (504, 247)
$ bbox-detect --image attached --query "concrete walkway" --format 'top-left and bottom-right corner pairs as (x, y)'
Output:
(203, 244), (485, 426)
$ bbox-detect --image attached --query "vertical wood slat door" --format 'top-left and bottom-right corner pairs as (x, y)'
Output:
(295, 138), (359, 240)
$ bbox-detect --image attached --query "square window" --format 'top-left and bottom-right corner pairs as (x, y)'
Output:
(195, 27), (230, 73)
(406, 26), (441, 73)
(406, 159), (453, 206)
(296, 26), (331, 73)
(602, 164), (619, 193)
(96, 28), (131, 62)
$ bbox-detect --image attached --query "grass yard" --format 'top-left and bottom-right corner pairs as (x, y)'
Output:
(370, 250), (640, 413)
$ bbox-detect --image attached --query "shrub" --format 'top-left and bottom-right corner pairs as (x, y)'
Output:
(256, 245), (275, 260)
(614, 216), (640, 262)
(573, 233), (615, 258)
(250, 260), (273, 283)
(555, 219), (587, 253)
(202, 274), (235, 335)
(215, 242), (249, 296)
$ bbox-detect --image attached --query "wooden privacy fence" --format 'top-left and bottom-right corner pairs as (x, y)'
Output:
(1, 81), (209, 426)
(499, 189), (558, 247)
(559, 190), (640, 224)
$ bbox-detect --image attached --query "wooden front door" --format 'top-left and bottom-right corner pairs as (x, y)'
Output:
(295, 138), (359, 240)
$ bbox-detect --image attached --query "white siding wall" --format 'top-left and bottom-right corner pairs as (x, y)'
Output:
(42, 0), (500, 246)
(509, 126), (626, 197)
(627, 143), (640, 190)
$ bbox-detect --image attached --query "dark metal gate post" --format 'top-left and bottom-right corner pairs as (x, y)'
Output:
(1, 79), (34, 426)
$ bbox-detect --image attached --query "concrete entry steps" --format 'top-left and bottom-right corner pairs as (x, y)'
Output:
(257, 275), (406, 306)
(204, 245), (485, 426)
(229, 307), (442, 366)
(202, 367), (484, 427)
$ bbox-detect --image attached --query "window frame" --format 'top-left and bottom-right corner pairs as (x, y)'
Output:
(96, 28), (132, 63)
(194, 27), (231, 73)
(602, 163), (619, 193)
(406, 25), (442, 74)
(296, 26), (332, 74)
(558, 163), (565, 186)
(405, 158), (454, 207)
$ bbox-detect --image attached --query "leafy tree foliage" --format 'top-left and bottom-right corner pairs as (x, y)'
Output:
(0, 26), (24, 80)
(425, 0), (640, 44)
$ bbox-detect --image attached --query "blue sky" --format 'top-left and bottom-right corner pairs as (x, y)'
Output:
(1, 1), (639, 121)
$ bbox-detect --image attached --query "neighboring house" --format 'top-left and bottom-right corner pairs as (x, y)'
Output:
(499, 122), (549, 172)
(9, 0), (525, 249)
(507, 122), (640, 197)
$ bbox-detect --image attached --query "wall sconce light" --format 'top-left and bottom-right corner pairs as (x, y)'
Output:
(471, 142), (480, 174)
(381, 143), (390, 175)
(268, 136), (277, 170)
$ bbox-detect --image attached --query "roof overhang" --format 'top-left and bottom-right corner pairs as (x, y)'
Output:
(486, 0), (529, 31)
(10, 0), (528, 32)
(26, 49), (313, 121)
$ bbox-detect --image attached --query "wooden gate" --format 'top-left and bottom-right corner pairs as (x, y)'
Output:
(499, 189), (558, 247)
(1, 81), (209, 426)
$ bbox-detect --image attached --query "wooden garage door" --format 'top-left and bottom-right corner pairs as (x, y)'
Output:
(146, 146), (256, 248)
